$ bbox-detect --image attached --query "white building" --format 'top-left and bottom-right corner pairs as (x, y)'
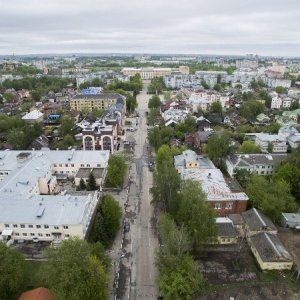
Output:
(0, 150), (110, 243)
(255, 133), (287, 153)
(270, 92), (283, 109)
(22, 110), (44, 124)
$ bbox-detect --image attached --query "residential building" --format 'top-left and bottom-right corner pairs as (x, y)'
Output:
(70, 93), (126, 114)
(174, 150), (249, 216)
(270, 91), (283, 109)
(188, 90), (230, 112)
(22, 110), (44, 124)
(255, 133), (287, 153)
(122, 66), (189, 79)
(226, 154), (288, 177)
(0, 149), (110, 243)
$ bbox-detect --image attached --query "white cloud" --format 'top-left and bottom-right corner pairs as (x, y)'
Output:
(0, 0), (299, 56)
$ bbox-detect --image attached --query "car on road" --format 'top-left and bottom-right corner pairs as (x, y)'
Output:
(124, 222), (130, 232)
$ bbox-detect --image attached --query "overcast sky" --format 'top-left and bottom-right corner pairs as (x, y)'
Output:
(1, 0), (299, 57)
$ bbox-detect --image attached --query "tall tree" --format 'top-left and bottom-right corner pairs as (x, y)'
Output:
(39, 238), (110, 300)
(246, 175), (296, 222)
(176, 180), (217, 253)
(87, 172), (97, 190)
(0, 243), (25, 300)
(238, 140), (262, 153)
(105, 154), (127, 188)
(148, 95), (162, 109)
(210, 100), (223, 114)
(204, 130), (232, 168)
(58, 115), (75, 137)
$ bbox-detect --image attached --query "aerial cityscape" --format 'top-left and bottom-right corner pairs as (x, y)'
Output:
(1, 1), (300, 300)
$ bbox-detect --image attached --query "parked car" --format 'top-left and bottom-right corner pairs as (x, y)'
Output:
(124, 222), (130, 232)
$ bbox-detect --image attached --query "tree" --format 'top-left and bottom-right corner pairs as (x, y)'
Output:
(177, 180), (217, 253)
(39, 238), (110, 300)
(78, 178), (86, 190)
(91, 78), (104, 87)
(290, 100), (300, 110)
(155, 145), (172, 168)
(0, 243), (25, 300)
(147, 108), (160, 126)
(100, 194), (122, 242)
(213, 83), (222, 92)
(31, 90), (41, 101)
(210, 101), (223, 114)
(148, 77), (164, 94)
(148, 126), (162, 151)
(148, 95), (162, 109)
(105, 154), (127, 188)
(246, 175), (296, 222)
(238, 140), (262, 153)
(151, 160), (181, 213)
(205, 130), (232, 168)
(238, 100), (264, 119)
(58, 115), (75, 137)
(156, 254), (202, 300)
(233, 168), (252, 188)
(87, 172), (97, 190)
(201, 79), (209, 89)
(275, 86), (285, 94)
(267, 141), (274, 153)
(157, 214), (191, 256)
(3, 92), (14, 102)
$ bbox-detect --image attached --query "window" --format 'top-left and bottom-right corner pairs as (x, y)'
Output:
(87, 164), (90, 167)
(21, 224), (25, 228)
(65, 234), (70, 238)
(46, 234), (51, 237)
(53, 164), (57, 167)
(59, 164), (62, 167)
(38, 233), (43, 237)
(4, 224), (9, 227)
(54, 226), (59, 230)
(65, 164), (68, 167)
(60, 171), (64, 174)
(13, 224), (18, 228)
(15, 233), (19, 236)
(30, 233), (35, 236)
(44, 225), (49, 229)
(71, 164), (74, 167)
(225, 202), (233, 209)
(63, 226), (69, 229)
(97, 164), (100, 167)
(36, 225), (41, 229)
(29, 225), (33, 228)
(261, 171), (264, 174)
(214, 203), (221, 209)
(23, 233), (27, 236)
(81, 164), (84, 167)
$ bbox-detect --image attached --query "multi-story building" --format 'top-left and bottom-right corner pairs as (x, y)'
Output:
(0, 149), (110, 243)
(255, 133), (287, 153)
(188, 90), (230, 112)
(174, 150), (248, 216)
(70, 93), (126, 113)
(226, 153), (288, 177)
(122, 66), (189, 79)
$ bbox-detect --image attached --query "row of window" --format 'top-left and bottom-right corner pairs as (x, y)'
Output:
(5, 224), (68, 230)
(14, 233), (70, 237)
(214, 202), (233, 209)
(53, 163), (101, 168)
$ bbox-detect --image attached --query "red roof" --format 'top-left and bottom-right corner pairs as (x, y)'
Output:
(19, 287), (54, 300)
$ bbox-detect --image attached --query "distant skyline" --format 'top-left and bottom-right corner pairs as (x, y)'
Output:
(1, 0), (300, 57)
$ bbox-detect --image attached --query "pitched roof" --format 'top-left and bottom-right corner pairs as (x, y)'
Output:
(250, 232), (292, 262)
(19, 287), (54, 300)
(242, 208), (277, 231)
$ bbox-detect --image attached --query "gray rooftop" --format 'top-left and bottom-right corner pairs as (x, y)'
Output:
(217, 222), (238, 237)
(250, 232), (292, 262)
(242, 208), (277, 231)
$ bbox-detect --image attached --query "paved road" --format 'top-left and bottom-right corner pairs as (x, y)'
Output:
(110, 82), (160, 300)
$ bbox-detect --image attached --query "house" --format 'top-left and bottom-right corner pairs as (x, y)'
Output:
(281, 213), (300, 228)
(174, 150), (249, 216)
(256, 113), (270, 124)
(228, 214), (245, 236)
(30, 135), (50, 150)
(249, 232), (293, 270)
(255, 133), (287, 153)
(43, 102), (62, 115)
(226, 153), (288, 176)
(22, 110), (44, 124)
(74, 167), (106, 189)
(194, 130), (213, 151)
(19, 287), (54, 300)
(184, 133), (195, 147)
(241, 208), (277, 240)
(216, 217), (239, 244)
(195, 116), (212, 131)
(165, 119), (178, 127)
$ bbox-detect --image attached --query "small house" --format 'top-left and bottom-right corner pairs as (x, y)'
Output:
(281, 213), (300, 228)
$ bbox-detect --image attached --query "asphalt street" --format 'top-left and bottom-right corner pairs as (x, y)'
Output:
(109, 82), (160, 300)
